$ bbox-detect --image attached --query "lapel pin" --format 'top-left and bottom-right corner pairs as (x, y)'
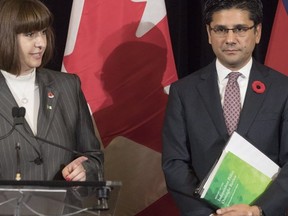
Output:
(48, 92), (54, 99)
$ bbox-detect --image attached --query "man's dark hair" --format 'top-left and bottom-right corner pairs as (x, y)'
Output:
(203, 0), (263, 25)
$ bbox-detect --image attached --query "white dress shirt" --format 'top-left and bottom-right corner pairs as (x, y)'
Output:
(1, 69), (39, 135)
(217, 58), (252, 108)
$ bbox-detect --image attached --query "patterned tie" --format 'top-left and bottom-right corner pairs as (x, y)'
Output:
(223, 72), (242, 135)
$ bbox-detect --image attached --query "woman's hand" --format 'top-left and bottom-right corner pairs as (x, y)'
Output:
(62, 156), (88, 181)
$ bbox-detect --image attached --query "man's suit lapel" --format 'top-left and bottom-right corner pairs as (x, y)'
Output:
(237, 61), (271, 135)
(36, 69), (59, 139)
(197, 63), (228, 137)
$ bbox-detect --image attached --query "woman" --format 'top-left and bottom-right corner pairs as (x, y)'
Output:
(0, 0), (103, 181)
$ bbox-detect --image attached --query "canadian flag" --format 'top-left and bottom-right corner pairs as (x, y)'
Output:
(265, 0), (288, 75)
(62, 0), (178, 215)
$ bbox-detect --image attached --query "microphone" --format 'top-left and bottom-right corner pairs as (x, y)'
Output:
(0, 107), (42, 180)
(13, 107), (25, 125)
(17, 107), (108, 210)
(12, 107), (43, 165)
(0, 107), (24, 140)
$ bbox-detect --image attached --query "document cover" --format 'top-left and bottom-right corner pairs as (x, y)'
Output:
(194, 132), (280, 208)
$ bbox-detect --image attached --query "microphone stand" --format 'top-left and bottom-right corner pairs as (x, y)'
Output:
(17, 107), (109, 210)
(15, 142), (21, 181)
(32, 135), (110, 210)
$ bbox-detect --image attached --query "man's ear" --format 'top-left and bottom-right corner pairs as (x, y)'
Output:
(206, 25), (212, 44)
(255, 23), (262, 44)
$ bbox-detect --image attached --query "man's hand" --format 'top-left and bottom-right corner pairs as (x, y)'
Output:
(62, 156), (88, 181)
(213, 204), (260, 216)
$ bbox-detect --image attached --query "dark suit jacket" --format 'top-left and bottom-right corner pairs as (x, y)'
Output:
(0, 68), (102, 181)
(162, 60), (288, 216)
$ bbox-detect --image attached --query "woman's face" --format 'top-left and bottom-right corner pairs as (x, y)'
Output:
(17, 29), (47, 75)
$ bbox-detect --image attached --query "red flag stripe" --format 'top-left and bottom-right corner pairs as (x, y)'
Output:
(265, 0), (288, 75)
(62, 0), (178, 215)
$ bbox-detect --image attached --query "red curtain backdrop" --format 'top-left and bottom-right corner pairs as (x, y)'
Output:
(62, 0), (178, 215)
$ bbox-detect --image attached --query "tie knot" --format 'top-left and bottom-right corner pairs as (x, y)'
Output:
(227, 72), (241, 82)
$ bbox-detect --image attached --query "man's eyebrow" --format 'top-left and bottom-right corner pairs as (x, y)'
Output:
(212, 24), (250, 28)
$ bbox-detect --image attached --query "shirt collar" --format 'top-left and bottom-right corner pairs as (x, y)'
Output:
(216, 58), (252, 83)
(1, 68), (36, 78)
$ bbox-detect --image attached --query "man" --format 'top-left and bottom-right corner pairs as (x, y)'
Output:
(162, 0), (288, 215)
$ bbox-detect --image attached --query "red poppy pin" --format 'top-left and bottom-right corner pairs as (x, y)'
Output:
(48, 92), (54, 99)
(252, 81), (265, 94)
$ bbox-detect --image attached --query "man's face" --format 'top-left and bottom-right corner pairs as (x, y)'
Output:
(206, 8), (262, 71)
